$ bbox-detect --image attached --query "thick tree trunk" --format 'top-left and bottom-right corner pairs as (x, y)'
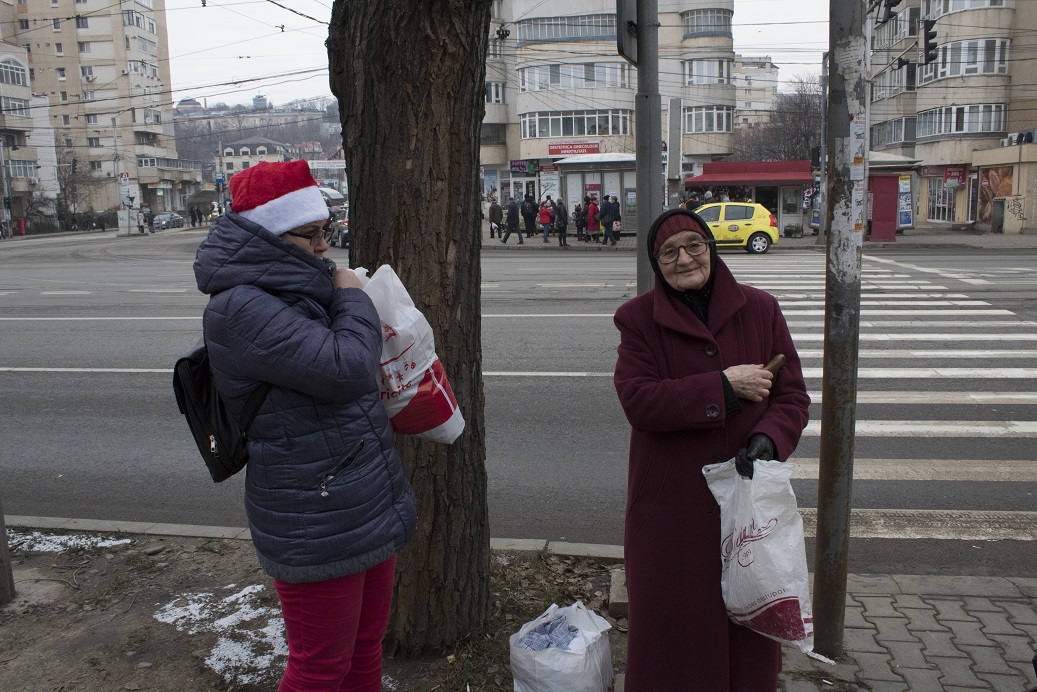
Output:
(1, 496), (16, 606)
(327, 1), (491, 655)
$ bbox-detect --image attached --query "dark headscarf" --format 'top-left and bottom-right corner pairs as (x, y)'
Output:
(645, 208), (718, 324)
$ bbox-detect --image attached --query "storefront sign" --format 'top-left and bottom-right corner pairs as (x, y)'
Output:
(944, 165), (967, 188)
(548, 141), (600, 156)
(540, 165), (559, 172)
(917, 166), (943, 178)
(510, 160), (530, 175)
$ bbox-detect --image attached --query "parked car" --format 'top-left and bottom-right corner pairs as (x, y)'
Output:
(153, 212), (183, 230)
(318, 187), (349, 248)
(692, 202), (778, 254)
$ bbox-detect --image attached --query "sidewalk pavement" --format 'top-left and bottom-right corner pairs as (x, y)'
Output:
(6, 516), (1036, 691)
(482, 222), (1037, 253)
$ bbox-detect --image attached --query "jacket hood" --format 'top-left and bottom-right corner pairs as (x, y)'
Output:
(645, 208), (717, 284)
(193, 211), (335, 303)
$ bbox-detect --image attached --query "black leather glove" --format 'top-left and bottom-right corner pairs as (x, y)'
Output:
(735, 434), (776, 479)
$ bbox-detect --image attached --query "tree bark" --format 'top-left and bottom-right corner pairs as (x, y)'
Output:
(327, 1), (491, 655)
(1, 496), (16, 606)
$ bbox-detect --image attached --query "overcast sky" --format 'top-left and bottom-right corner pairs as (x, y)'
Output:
(165, 0), (829, 108)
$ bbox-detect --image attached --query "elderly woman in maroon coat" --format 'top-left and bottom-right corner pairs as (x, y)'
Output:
(613, 208), (810, 690)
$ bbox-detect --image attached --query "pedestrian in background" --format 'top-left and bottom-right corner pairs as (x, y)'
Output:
(137, 210), (145, 235)
(521, 194), (537, 238)
(538, 198), (554, 243)
(553, 198), (569, 247)
(488, 197), (503, 239)
(189, 208), (198, 227)
(613, 208), (810, 690)
(193, 160), (416, 691)
(501, 196), (523, 244)
(573, 202), (586, 241)
(147, 211), (155, 235)
(586, 196), (600, 243)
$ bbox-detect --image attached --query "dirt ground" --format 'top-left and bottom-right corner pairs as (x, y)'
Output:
(0, 530), (626, 691)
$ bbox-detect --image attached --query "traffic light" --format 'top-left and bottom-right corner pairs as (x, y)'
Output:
(923, 19), (939, 64)
(879, 0), (903, 25)
(4, 197), (11, 211)
(71, 158), (78, 175)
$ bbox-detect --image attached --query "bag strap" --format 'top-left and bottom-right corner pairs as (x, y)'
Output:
(238, 382), (272, 433)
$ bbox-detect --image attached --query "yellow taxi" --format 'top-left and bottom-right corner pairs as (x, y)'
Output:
(692, 202), (779, 254)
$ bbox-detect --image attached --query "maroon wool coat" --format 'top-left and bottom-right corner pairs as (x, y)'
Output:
(613, 259), (810, 690)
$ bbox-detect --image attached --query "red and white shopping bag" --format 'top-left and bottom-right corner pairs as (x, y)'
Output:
(355, 265), (465, 444)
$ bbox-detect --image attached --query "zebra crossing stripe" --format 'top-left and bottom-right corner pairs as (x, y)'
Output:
(799, 508), (1037, 541)
(802, 420), (1037, 437)
(789, 458), (1037, 481)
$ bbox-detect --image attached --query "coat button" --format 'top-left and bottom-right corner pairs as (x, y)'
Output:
(705, 404), (720, 419)
(705, 344), (718, 357)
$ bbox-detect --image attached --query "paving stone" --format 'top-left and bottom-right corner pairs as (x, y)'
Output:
(866, 682), (908, 692)
(893, 594), (932, 610)
(1005, 577), (1037, 598)
(945, 619), (998, 648)
(975, 671), (1030, 692)
(927, 656), (987, 688)
(853, 652), (906, 682)
(973, 609), (1025, 636)
(927, 598), (979, 622)
(893, 575), (1020, 598)
(960, 644), (1021, 675)
(844, 604), (870, 629)
(988, 633), (1037, 663)
(1008, 661), (1037, 686)
(873, 617), (921, 643)
(896, 667), (945, 692)
(916, 630), (970, 658)
(944, 688), (997, 692)
(860, 595), (906, 619)
(962, 596), (1006, 612)
(903, 607), (950, 632)
(847, 573), (902, 594)
(884, 639), (932, 669)
(843, 627), (886, 653)
(995, 600), (1037, 626)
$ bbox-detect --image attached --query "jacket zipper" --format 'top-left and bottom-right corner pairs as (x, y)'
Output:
(319, 440), (365, 498)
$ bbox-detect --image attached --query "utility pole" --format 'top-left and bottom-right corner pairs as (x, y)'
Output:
(618, 0), (662, 295)
(0, 495), (15, 606)
(0, 140), (10, 233)
(813, 0), (868, 658)
(817, 52), (829, 246)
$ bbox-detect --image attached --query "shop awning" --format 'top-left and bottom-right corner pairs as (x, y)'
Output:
(684, 160), (814, 187)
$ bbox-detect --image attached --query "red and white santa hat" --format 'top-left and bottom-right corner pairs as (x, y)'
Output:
(229, 160), (328, 236)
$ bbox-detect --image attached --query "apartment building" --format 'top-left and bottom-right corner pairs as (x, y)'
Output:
(732, 54), (779, 126)
(480, 0), (736, 223)
(869, 0), (1037, 230)
(0, 0), (201, 217)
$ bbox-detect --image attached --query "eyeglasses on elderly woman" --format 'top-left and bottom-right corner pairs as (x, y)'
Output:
(655, 240), (715, 264)
(283, 217), (335, 247)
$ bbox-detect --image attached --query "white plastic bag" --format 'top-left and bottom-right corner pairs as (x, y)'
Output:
(353, 265), (464, 443)
(701, 458), (814, 653)
(509, 600), (614, 692)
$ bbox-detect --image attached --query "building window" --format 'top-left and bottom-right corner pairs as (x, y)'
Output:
(143, 108), (161, 124)
(242, 162), (250, 169)
(60, 91), (68, 102)
(55, 43), (63, 56)
(53, 18), (61, 31)
(487, 37), (504, 58)
(923, 0), (1008, 20)
(86, 114), (98, 124)
(873, 6), (920, 48)
(239, 148), (251, 156)
(485, 81), (505, 103)
(0, 58), (28, 86)
(481, 122), (507, 145)
(62, 115), (71, 125)
(682, 9), (734, 37)
(683, 105), (734, 133)
(87, 137), (100, 147)
(123, 10), (146, 28)
(8, 160), (37, 178)
(57, 67), (66, 80)
(0, 97), (29, 116)
(256, 147), (267, 155)
(137, 37), (158, 56)
(517, 14), (616, 42)
(18, 20), (28, 30)
(80, 66), (94, 78)
(84, 90), (96, 100)
(872, 63), (916, 101)
(919, 38), (1009, 85)
(871, 117), (917, 146)
(916, 103), (1005, 137)
(78, 42), (90, 53)
(64, 138), (73, 147)
(683, 59), (733, 85)
(90, 161), (102, 171)
(137, 157), (156, 167)
(226, 162), (234, 170)
(519, 62), (629, 91)
(519, 109), (632, 138)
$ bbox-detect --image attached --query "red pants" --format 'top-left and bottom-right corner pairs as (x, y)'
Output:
(274, 556), (396, 692)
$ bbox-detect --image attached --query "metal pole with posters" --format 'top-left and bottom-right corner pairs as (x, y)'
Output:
(813, 0), (867, 658)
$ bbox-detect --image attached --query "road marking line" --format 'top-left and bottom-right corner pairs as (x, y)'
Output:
(0, 367), (169, 373)
(0, 316), (201, 321)
(798, 349), (1037, 357)
(40, 291), (91, 295)
(793, 332), (1030, 339)
(785, 309), (1011, 316)
(128, 289), (188, 293)
(807, 391), (1037, 404)
(789, 458), (1037, 481)
(801, 367), (1037, 378)
(799, 508), (1037, 541)
(790, 321), (1036, 329)
(803, 420), (1037, 437)
(779, 300), (991, 307)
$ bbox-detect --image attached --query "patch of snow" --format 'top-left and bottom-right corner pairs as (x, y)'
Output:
(7, 530), (133, 553)
(154, 583), (286, 685)
(382, 674), (399, 690)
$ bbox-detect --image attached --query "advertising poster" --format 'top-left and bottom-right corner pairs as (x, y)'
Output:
(978, 166), (1014, 224)
(898, 175), (913, 228)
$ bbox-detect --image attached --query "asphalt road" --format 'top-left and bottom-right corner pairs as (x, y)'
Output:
(2, 229), (1036, 576)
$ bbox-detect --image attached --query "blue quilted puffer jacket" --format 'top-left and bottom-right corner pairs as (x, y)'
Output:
(193, 212), (416, 583)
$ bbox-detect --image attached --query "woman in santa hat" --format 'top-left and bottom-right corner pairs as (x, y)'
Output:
(194, 160), (416, 691)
